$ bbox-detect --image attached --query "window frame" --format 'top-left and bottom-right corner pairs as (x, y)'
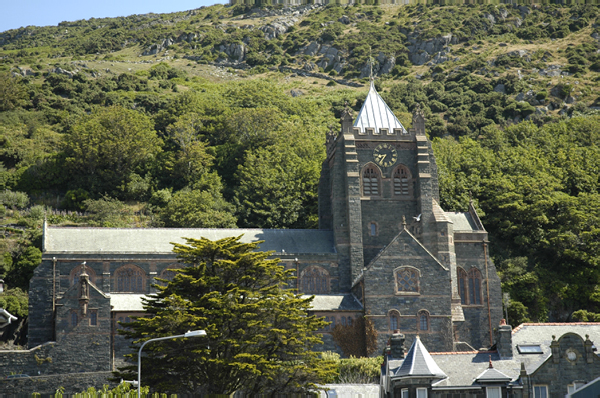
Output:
(401, 389), (409, 398)
(394, 266), (421, 295)
(114, 264), (146, 293)
(486, 386), (501, 398)
(457, 267), (483, 306)
(418, 310), (430, 332)
(90, 310), (98, 326)
(362, 164), (381, 197)
(533, 385), (548, 398)
(416, 387), (428, 398)
(300, 265), (330, 294)
(389, 310), (400, 331)
(392, 164), (412, 197)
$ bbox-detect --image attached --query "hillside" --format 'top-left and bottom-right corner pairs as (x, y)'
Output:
(1, 3), (600, 340)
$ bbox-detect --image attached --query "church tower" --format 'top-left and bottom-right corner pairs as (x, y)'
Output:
(319, 82), (502, 352)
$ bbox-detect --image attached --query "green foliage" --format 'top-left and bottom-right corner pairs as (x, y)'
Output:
(64, 106), (162, 197)
(116, 236), (334, 395)
(0, 189), (29, 209)
(322, 353), (382, 384)
(5, 246), (42, 290)
(0, 288), (29, 317)
(0, 72), (28, 112)
(83, 196), (133, 227)
(158, 187), (237, 228)
(61, 188), (90, 211)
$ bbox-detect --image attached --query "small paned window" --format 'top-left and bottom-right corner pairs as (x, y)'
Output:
(416, 388), (428, 398)
(390, 314), (399, 331)
(418, 311), (429, 331)
(362, 165), (380, 196)
(90, 311), (97, 326)
(393, 165), (411, 196)
(487, 387), (501, 398)
(533, 386), (548, 398)
(115, 265), (145, 292)
(71, 312), (78, 327)
(395, 267), (419, 293)
(458, 267), (482, 305)
(300, 266), (330, 294)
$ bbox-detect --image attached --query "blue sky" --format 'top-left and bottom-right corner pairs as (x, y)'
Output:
(1, 0), (226, 32)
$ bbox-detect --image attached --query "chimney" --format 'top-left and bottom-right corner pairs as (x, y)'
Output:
(390, 331), (405, 359)
(496, 319), (513, 358)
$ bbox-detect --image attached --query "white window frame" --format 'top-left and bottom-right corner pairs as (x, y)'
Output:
(533, 385), (548, 398)
(401, 389), (409, 398)
(416, 387), (428, 398)
(486, 386), (501, 398)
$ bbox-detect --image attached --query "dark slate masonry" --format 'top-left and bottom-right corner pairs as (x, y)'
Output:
(0, 84), (503, 390)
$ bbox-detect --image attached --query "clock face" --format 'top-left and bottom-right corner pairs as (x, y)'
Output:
(373, 143), (398, 167)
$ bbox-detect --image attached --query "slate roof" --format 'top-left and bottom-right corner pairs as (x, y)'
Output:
(43, 225), (336, 255)
(394, 336), (447, 379)
(110, 294), (147, 312)
(353, 82), (406, 133)
(305, 294), (363, 311)
(423, 323), (600, 389)
(475, 361), (512, 383)
(445, 212), (479, 231)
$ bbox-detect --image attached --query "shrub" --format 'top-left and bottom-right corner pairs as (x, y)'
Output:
(1, 190), (29, 209)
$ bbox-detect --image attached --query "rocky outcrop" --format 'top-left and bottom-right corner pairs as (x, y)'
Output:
(359, 51), (396, 78)
(259, 17), (298, 40)
(406, 33), (457, 66)
(218, 43), (247, 61)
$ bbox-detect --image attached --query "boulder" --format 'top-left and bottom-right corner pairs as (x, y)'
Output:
(338, 15), (350, 24)
(494, 84), (506, 94)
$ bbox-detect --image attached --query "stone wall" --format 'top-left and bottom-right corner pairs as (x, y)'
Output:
(0, 371), (116, 396)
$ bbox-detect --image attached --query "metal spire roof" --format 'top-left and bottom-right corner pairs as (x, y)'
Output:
(394, 336), (447, 379)
(353, 81), (406, 133)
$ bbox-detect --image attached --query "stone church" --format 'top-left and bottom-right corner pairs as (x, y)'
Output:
(24, 83), (502, 374)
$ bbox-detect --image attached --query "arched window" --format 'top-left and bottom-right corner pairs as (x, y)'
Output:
(369, 222), (378, 236)
(115, 265), (145, 292)
(70, 265), (97, 286)
(300, 266), (330, 294)
(394, 267), (420, 294)
(458, 267), (482, 305)
(468, 268), (482, 305)
(389, 310), (400, 331)
(393, 165), (412, 196)
(418, 310), (429, 331)
(341, 317), (347, 326)
(362, 164), (381, 196)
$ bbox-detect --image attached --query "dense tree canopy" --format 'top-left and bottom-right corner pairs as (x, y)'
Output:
(117, 236), (334, 395)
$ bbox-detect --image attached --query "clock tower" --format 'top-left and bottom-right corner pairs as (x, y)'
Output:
(319, 82), (442, 283)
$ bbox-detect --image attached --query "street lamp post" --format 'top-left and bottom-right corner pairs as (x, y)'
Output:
(137, 330), (207, 398)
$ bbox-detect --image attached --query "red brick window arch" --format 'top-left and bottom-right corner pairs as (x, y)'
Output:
(393, 165), (412, 196)
(418, 310), (430, 331)
(394, 266), (420, 294)
(70, 264), (97, 287)
(362, 164), (381, 196)
(300, 265), (330, 294)
(458, 267), (482, 305)
(115, 265), (146, 293)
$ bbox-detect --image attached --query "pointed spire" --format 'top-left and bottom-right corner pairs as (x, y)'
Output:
(394, 335), (447, 379)
(354, 83), (406, 133)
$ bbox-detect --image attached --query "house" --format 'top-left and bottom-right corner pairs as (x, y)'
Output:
(382, 321), (600, 398)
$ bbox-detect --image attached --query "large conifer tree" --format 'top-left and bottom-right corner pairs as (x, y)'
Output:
(117, 236), (334, 395)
